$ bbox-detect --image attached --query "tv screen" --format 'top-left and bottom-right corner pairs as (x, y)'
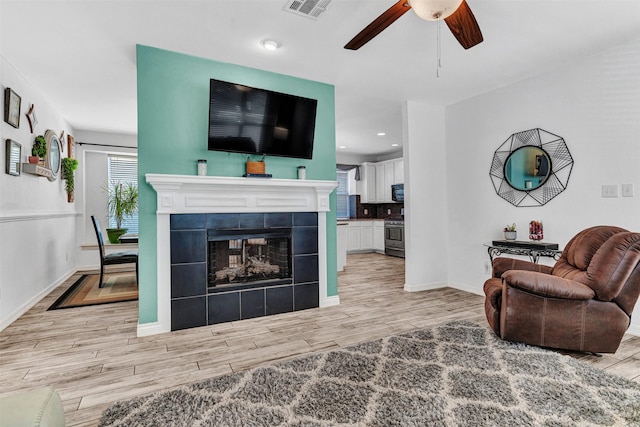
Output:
(208, 79), (317, 159)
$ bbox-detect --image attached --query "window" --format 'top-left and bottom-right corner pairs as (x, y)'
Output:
(108, 155), (138, 233)
(336, 170), (350, 220)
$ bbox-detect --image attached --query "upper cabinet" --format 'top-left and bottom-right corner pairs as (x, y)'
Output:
(356, 158), (404, 203)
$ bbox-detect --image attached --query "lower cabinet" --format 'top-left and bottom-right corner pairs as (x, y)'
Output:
(347, 220), (385, 254)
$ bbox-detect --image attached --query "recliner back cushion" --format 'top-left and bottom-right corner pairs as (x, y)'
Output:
(566, 226), (626, 271)
(552, 226), (627, 285)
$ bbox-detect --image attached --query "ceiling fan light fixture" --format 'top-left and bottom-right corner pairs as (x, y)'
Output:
(407, 0), (463, 21)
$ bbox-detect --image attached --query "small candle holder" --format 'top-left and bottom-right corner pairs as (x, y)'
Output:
(197, 159), (207, 176)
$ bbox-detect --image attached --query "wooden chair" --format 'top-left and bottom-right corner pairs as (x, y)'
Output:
(91, 215), (138, 288)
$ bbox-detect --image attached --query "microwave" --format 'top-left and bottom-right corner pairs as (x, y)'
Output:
(391, 184), (404, 202)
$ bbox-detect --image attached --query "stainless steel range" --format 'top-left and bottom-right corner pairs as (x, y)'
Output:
(384, 219), (404, 258)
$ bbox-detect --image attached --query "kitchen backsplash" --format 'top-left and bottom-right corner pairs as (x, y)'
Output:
(349, 195), (404, 219)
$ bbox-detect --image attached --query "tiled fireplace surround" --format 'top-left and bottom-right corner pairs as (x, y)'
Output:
(142, 174), (338, 336)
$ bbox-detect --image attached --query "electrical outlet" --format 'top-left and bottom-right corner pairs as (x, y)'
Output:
(364, 208), (368, 215)
(622, 183), (635, 197)
(387, 209), (391, 214)
(602, 184), (618, 198)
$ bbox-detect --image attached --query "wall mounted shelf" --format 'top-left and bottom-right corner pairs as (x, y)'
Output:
(22, 163), (52, 178)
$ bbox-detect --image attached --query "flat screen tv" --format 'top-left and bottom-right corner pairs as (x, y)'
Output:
(208, 79), (317, 159)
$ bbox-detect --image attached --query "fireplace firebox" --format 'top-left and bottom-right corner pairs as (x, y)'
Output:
(208, 228), (292, 287)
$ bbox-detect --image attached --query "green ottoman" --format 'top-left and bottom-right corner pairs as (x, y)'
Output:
(0, 387), (65, 426)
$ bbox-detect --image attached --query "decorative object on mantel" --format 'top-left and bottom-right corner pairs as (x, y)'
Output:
(529, 220), (543, 241)
(197, 159), (207, 176)
(490, 128), (573, 207)
(5, 139), (21, 176)
(61, 157), (78, 202)
(297, 165), (306, 180)
(4, 88), (21, 128)
(26, 103), (38, 133)
(503, 223), (517, 240)
(245, 156), (265, 174)
(104, 181), (139, 243)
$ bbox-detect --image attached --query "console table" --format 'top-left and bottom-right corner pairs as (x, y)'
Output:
(485, 240), (562, 264)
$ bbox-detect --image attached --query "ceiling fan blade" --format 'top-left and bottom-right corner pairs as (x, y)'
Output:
(344, 0), (411, 50)
(444, 0), (483, 49)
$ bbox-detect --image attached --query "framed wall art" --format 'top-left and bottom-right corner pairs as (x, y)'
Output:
(4, 88), (22, 128)
(5, 139), (21, 176)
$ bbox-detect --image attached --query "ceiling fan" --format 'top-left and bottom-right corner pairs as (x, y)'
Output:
(345, 0), (483, 50)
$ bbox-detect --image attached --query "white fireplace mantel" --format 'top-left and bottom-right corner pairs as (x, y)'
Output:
(139, 174), (339, 337)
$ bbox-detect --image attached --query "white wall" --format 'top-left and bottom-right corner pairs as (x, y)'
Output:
(1, 57), (77, 329)
(403, 101), (449, 291)
(442, 37), (640, 333)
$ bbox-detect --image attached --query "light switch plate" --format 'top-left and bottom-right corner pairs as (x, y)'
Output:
(622, 183), (634, 197)
(602, 184), (618, 198)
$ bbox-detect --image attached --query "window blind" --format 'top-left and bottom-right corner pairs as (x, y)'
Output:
(108, 155), (138, 233)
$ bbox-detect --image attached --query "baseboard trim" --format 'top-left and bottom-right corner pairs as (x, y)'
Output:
(320, 294), (340, 307)
(447, 281), (484, 296)
(137, 322), (169, 337)
(404, 281), (448, 293)
(0, 268), (77, 332)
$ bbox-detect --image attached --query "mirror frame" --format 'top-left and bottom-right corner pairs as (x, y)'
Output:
(490, 128), (573, 207)
(44, 129), (61, 182)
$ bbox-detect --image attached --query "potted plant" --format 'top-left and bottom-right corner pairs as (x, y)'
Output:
(504, 223), (517, 240)
(61, 158), (78, 202)
(104, 181), (138, 244)
(30, 135), (46, 164)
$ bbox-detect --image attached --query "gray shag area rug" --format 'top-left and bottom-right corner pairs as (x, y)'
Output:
(100, 321), (640, 426)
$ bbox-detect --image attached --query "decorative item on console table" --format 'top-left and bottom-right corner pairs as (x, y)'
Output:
(529, 220), (543, 241)
(503, 223), (517, 240)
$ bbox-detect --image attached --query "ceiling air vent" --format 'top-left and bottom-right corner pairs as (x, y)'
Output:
(284, 0), (332, 20)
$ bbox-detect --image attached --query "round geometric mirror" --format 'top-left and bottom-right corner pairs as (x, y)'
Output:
(490, 128), (573, 207)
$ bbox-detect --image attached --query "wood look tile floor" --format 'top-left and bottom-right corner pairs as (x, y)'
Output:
(1, 253), (639, 426)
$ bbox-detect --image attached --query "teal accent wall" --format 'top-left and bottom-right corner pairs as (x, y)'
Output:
(137, 45), (337, 324)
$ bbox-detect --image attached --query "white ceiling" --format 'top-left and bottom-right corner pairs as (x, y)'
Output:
(2, 0), (640, 158)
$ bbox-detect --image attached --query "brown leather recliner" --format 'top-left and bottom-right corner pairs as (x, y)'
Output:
(484, 225), (640, 353)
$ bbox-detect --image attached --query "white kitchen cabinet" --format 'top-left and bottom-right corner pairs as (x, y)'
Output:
(373, 220), (385, 252)
(356, 162), (377, 203)
(347, 222), (363, 251)
(361, 221), (374, 249)
(337, 222), (348, 271)
(393, 159), (404, 184)
(356, 159), (404, 203)
(375, 163), (386, 202)
(347, 220), (384, 254)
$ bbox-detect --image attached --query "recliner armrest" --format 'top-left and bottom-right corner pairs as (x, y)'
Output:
(492, 257), (553, 278)
(502, 270), (595, 300)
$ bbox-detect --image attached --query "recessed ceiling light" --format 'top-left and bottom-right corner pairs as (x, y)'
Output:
(260, 39), (281, 51)
(339, 145), (347, 149)
(391, 143), (399, 147)
(377, 132), (386, 136)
